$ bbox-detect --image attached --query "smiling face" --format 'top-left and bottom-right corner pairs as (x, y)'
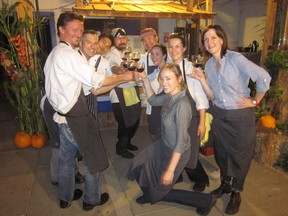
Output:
(97, 36), (112, 55)
(114, 36), (128, 51)
(203, 28), (223, 59)
(142, 35), (158, 52)
(159, 67), (181, 95)
(150, 46), (166, 67)
(168, 37), (186, 64)
(80, 33), (98, 60)
(59, 19), (84, 48)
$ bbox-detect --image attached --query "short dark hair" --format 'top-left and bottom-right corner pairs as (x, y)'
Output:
(201, 24), (228, 58)
(99, 33), (114, 44)
(81, 30), (98, 42)
(57, 12), (84, 36)
(168, 33), (186, 47)
(151, 43), (168, 61)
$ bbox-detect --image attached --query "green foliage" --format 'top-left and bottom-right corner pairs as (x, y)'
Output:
(255, 102), (270, 122)
(265, 50), (288, 71)
(0, 0), (46, 135)
(255, 86), (287, 136)
(276, 121), (288, 136)
(254, 86), (282, 122)
(273, 142), (288, 172)
(264, 86), (283, 101)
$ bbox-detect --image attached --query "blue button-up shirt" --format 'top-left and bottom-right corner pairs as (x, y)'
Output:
(205, 50), (271, 109)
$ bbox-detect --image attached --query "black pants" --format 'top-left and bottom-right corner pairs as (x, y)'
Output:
(112, 103), (140, 152)
(185, 159), (209, 186)
(134, 166), (212, 209)
(162, 189), (213, 209)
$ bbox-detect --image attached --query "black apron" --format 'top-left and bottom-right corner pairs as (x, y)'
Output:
(146, 54), (162, 137)
(63, 91), (109, 174)
(182, 60), (200, 169)
(114, 86), (141, 128)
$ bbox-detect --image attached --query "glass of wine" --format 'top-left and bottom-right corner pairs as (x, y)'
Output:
(191, 55), (204, 70)
(136, 61), (145, 73)
(123, 47), (132, 60)
(127, 60), (136, 71)
(132, 52), (140, 62)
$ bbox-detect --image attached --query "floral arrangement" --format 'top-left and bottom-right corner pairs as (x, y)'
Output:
(0, 0), (46, 135)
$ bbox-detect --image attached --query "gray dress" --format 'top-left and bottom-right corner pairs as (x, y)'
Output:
(127, 90), (192, 203)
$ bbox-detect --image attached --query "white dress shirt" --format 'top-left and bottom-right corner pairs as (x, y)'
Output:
(44, 42), (105, 123)
(178, 58), (209, 110)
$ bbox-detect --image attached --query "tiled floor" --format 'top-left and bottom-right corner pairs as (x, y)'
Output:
(1, 100), (288, 216)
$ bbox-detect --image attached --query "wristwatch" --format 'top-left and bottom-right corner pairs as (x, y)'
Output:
(252, 98), (259, 106)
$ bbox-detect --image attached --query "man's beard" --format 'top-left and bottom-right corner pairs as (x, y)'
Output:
(116, 43), (126, 51)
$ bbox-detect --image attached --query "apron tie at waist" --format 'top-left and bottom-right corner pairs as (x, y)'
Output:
(57, 111), (89, 118)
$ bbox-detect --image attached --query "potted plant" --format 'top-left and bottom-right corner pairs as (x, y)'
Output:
(0, 0), (46, 137)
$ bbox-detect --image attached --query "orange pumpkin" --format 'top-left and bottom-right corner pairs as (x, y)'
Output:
(31, 133), (46, 149)
(260, 114), (276, 129)
(14, 131), (31, 148)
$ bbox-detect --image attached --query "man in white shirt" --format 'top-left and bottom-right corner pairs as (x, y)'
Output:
(79, 30), (129, 119)
(106, 28), (141, 159)
(44, 13), (133, 211)
(97, 33), (113, 57)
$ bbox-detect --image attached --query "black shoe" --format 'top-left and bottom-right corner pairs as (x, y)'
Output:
(196, 194), (217, 216)
(211, 181), (232, 198)
(51, 181), (58, 186)
(127, 144), (138, 151)
(193, 183), (206, 192)
(60, 189), (83, 209)
(83, 193), (109, 211)
(75, 172), (85, 184)
(225, 191), (241, 214)
(176, 174), (183, 184)
(136, 196), (149, 204)
(116, 150), (134, 159)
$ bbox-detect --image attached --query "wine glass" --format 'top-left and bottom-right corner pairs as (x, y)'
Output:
(132, 52), (140, 62)
(191, 55), (204, 69)
(122, 47), (132, 61)
(136, 61), (145, 73)
(127, 60), (136, 71)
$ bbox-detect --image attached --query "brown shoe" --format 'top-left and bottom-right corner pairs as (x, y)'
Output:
(225, 191), (241, 214)
(211, 181), (232, 198)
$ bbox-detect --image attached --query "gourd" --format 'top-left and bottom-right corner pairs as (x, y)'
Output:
(31, 133), (46, 149)
(14, 131), (31, 148)
(260, 114), (276, 129)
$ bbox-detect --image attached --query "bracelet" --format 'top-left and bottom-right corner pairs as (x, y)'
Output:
(252, 98), (259, 106)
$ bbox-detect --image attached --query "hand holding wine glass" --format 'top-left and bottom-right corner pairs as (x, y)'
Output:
(135, 70), (147, 83)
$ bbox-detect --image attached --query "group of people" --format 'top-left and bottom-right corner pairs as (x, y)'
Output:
(42, 11), (271, 215)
